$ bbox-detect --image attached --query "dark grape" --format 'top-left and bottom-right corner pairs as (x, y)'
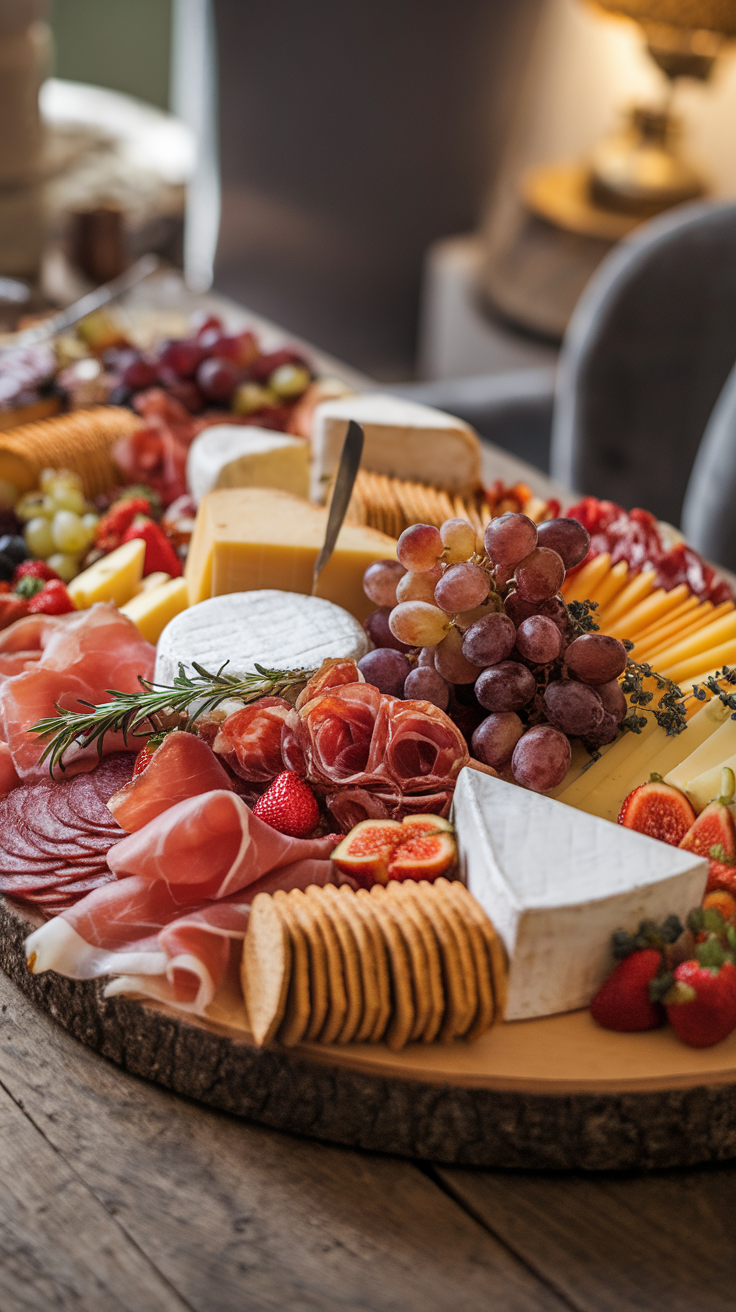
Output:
(536, 517), (590, 568)
(434, 628), (482, 684)
(196, 356), (241, 401)
(363, 607), (412, 654)
(565, 633), (627, 685)
(0, 534), (29, 565)
(404, 665), (449, 710)
(416, 646), (436, 667)
(462, 612), (516, 667)
(0, 551), (14, 582)
(363, 559), (406, 608)
(503, 589), (537, 628)
(122, 354), (159, 390)
(475, 661), (536, 713)
(596, 679), (627, 723)
(516, 615), (563, 665)
(581, 710), (620, 752)
(543, 680), (605, 737)
(358, 648), (411, 697)
(158, 338), (206, 378)
(511, 725), (571, 792)
(537, 593), (573, 638)
(515, 547), (565, 603)
(471, 712), (523, 769)
(483, 512), (537, 566)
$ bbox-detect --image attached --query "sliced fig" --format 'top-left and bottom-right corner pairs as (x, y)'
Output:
(387, 826), (457, 882)
(679, 767), (736, 894)
(399, 814), (454, 837)
(618, 773), (696, 846)
(331, 819), (404, 886)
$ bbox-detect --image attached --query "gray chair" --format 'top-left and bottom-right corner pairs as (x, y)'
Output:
(682, 358), (736, 572)
(393, 200), (736, 526)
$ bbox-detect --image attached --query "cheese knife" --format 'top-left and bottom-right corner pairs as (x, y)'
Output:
(312, 420), (364, 595)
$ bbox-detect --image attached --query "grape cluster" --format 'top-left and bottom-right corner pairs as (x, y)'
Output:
(15, 470), (100, 581)
(361, 512), (630, 793)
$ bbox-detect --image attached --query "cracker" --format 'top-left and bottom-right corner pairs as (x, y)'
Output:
(359, 887), (414, 1051)
(304, 884), (347, 1043)
(414, 882), (468, 1042)
(308, 884), (362, 1043)
(345, 885), (391, 1042)
(431, 879), (479, 1038)
(287, 889), (329, 1041)
(384, 881), (432, 1041)
(330, 886), (380, 1043)
(438, 879), (494, 1040)
(242, 893), (292, 1046)
(273, 890), (311, 1046)
(450, 881), (508, 1023)
(394, 881), (445, 1042)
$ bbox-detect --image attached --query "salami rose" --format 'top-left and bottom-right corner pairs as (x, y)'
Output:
(370, 698), (469, 795)
(295, 682), (382, 787)
(294, 657), (363, 709)
(214, 696), (292, 783)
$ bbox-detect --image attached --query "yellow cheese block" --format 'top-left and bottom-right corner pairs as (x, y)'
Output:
(566, 696), (729, 823)
(631, 597), (708, 661)
(120, 577), (189, 644)
(605, 583), (689, 641)
(598, 569), (656, 628)
(561, 553), (611, 604)
(185, 488), (398, 622)
(664, 710), (736, 800)
(590, 559), (629, 611)
(135, 571), (171, 595)
(655, 611), (736, 678)
(68, 538), (146, 609)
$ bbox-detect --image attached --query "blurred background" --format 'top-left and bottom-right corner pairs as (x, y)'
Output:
(4, 0), (736, 397)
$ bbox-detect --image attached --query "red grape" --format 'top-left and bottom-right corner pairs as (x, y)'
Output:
(475, 661), (536, 713)
(462, 612), (516, 667)
(537, 593), (573, 637)
(471, 712), (523, 769)
(484, 512), (538, 566)
(511, 725), (571, 791)
(581, 709), (620, 751)
(210, 330), (259, 368)
(434, 562), (489, 613)
(196, 356), (241, 401)
(597, 678), (627, 723)
(516, 615), (563, 665)
(404, 665), (449, 710)
(158, 338), (206, 378)
(396, 566), (442, 604)
(363, 607), (412, 653)
(389, 601), (450, 647)
(397, 523), (443, 572)
(503, 589), (537, 627)
(515, 547), (565, 603)
(565, 633), (627, 685)
(122, 355), (159, 390)
(190, 311), (223, 338)
(434, 627), (482, 684)
(156, 373), (204, 412)
(358, 648), (411, 697)
(416, 646), (437, 667)
(536, 517), (590, 568)
(363, 559), (406, 607)
(543, 680), (605, 737)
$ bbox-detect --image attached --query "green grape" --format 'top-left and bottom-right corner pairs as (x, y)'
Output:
(24, 516), (55, 557)
(269, 364), (310, 398)
(52, 510), (88, 554)
(49, 482), (86, 514)
(39, 468), (56, 493)
(47, 552), (80, 582)
(16, 492), (48, 522)
(80, 512), (99, 544)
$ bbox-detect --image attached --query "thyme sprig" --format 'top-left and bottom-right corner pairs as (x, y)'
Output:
(30, 662), (316, 775)
(567, 598), (600, 635)
(690, 666), (736, 717)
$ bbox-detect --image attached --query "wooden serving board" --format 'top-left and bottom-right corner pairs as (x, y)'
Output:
(4, 894), (736, 1171)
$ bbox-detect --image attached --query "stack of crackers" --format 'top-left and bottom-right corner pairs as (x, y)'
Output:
(341, 469), (492, 539)
(0, 405), (142, 497)
(243, 878), (506, 1053)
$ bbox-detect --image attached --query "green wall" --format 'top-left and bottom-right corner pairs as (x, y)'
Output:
(50, 0), (172, 109)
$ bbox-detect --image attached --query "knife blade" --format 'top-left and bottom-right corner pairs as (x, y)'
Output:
(312, 420), (364, 595)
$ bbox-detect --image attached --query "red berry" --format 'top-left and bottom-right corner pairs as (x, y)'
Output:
(133, 743), (157, 776)
(666, 959), (736, 1048)
(196, 356), (240, 402)
(121, 517), (182, 577)
(590, 948), (665, 1032)
(27, 579), (75, 615)
(13, 559), (60, 584)
(253, 770), (320, 838)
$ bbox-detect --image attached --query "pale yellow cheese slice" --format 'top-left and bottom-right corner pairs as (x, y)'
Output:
(665, 711), (736, 796)
(654, 610), (736, 678)
(68, 538), (145, 609)
(185, 487), (398, 622)
(120, 577), (189, 644)
(681, 754), (736, 814)
(134, 571), (171, 595)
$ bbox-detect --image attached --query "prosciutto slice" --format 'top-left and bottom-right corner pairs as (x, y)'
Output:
(370, 697), (469, 794)
(26, 789), (341, 1014)
(286, 682), (383, 788)
(213, 696), (292, 782)
(107, 731), (233, 832)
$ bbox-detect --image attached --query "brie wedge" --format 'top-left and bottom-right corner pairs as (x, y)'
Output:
(186, 425), (310, 504)
(452, 767), (707, 1021)
(155, 590), (368, 684)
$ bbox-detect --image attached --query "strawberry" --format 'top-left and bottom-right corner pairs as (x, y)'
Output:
(679, 767), (736, 894)
(95, 496), (154, 552)
(664, 959), (736, 1047)
(253, 770), (320, 838)
(619, 773), (695, 845)
(13, 560), (60, 584)
(132, 732), (169, 777)
(590, 949), (666, 1031)
(121, 517), (182, 578)
(27, 579), (75, 615)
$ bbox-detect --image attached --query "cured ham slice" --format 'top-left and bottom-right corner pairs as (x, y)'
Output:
(26, 789), (341, 1014)
(294, 657), (363, 709)
(288, 682), (383, 787)
(0, 741), (19, 797)
(213, 696), (292, 783)
(0, 650), (42, 682)
(370, 697), (469, 794)
(0, 603), (155, 781)
(107, 731), (233, 832)
(0, 612), (68, 654)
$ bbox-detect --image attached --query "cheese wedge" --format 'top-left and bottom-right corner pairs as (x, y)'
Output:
(68, 538), (145, 609)
(120, 577), (189, 645)
(135, 571), (171, 595)
(680, 755), (736, 814)
(561, 553), (611, 604)
(185, 487), (398, 622)
(186, 425), (310, 503)
(453, 768), (707, 1020)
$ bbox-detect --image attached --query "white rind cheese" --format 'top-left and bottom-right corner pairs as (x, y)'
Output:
(310, 392), (482, 502)
(452, 767), (708, 1021)
(186, 425), (310, 504)
(155, 590), (368, 684)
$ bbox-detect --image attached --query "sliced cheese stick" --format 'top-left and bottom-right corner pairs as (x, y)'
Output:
(561, 552), (611, 604)
(598, 569), (657, 628)
(604, 583), (690, 641)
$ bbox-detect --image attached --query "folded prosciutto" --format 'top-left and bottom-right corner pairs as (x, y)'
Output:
(26, 789), (341, 1015)
(107, 730), (233, 831)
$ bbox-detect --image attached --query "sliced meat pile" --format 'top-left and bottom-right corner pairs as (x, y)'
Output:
(0, 753), (134, 916)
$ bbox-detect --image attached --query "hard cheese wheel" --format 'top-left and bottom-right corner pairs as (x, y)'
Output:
(155, 590), (369, 684)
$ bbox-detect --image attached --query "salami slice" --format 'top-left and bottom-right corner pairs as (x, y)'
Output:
(69, 775), (124, 829)
(72, 829), (122, 852)
(372, 698), (469, 794)
(0, 799), (58, 861)
(214, 697), (291, 783)
(90, 752), (136, 799)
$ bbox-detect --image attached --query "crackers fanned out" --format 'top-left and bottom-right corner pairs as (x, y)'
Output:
(242, 879), (506, 1052)
(339, 469), (491, 539)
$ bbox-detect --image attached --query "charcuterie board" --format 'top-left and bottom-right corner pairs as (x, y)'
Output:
(4, 893), (736, 1172)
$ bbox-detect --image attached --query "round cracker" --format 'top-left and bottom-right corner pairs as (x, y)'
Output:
(242, 894), (292, 1047)
(415, 882), (468, 1042)
(273, 891), (312, 1046)
(384, 881), (432, 1041)
(438, 879), (494, 1041)
(393, 881), (445, 1043)
(430, 879), (479, 1038)
(449, 881), (508, 1023)
(330, 887), (380, 1043)
(360, 886), (414, 1051)
(304, 884), (347, 1043)
(344, 886), (391, 1042)
(317, 887), (364, 1043)
(287, 889), (329, 1042)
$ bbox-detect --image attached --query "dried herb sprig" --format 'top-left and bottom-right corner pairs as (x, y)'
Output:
(30, 662), (316, 775)
(567, 598), (600, 635)
(690, 666), (736, 718)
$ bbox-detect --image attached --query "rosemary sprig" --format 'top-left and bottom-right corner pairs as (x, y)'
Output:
(30, 662), (315, 774)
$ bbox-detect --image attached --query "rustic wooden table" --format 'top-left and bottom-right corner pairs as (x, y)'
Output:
(2, 279), (736, 1310)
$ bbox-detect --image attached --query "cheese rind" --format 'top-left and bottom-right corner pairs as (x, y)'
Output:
(154, 590), (369, 685)
(185, 487), (397, 622)
(68, 538), (145, 609)
(452, 767), (708, 1020)
(310, 393), (482, 502)
(186, 425), (310, 504)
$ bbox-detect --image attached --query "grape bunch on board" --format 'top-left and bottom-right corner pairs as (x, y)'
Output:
(360, 512), (629, 794)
